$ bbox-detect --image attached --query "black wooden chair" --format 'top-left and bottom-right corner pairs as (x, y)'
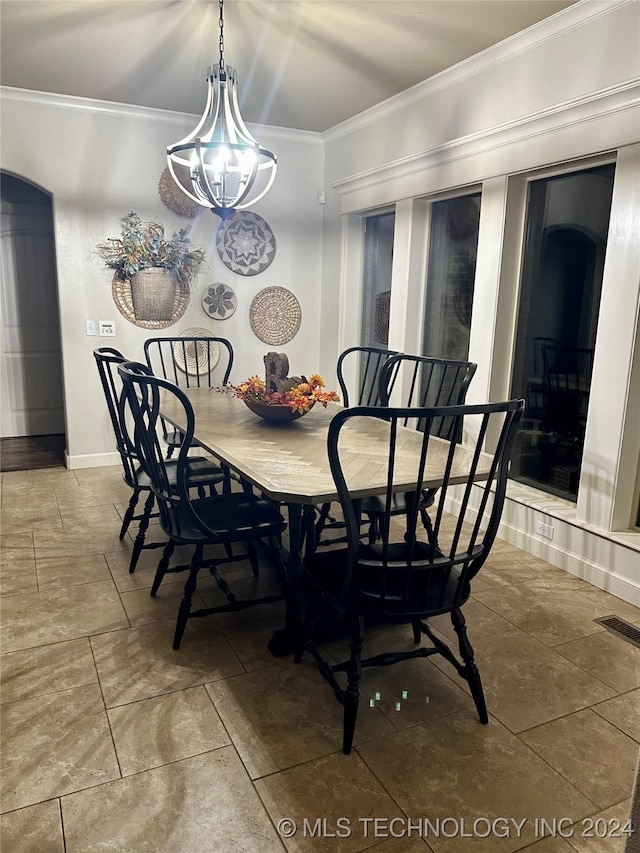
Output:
(118, 360), (287, 650)
(144, 335), (234, 459)
(357, 353), (478, 543)
(295, 398), (524, 754)
(94, 347), (227, 575)
(314, 345), (401, 545)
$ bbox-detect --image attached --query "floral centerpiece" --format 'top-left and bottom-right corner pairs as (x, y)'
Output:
(220, 374), (340, 422)
(96, 211), (206, 321)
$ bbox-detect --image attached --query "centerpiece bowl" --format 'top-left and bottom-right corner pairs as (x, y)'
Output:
(244, 400), (310, 422)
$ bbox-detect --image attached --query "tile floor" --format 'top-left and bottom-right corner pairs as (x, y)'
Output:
(1, 464), (638, 853)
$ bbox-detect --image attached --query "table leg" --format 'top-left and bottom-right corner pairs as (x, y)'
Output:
(268, 502), (309, 657)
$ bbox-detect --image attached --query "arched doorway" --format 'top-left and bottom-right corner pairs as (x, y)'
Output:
(0, 172), (65, 470)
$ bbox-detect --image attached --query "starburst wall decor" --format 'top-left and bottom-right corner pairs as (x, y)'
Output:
(215, 211), (276, 276)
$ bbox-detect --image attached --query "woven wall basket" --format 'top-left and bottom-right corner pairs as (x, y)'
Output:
(130, 269), (177, 321)
(112, 272), (189, 330)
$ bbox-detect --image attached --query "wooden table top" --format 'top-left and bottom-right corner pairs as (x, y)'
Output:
(159, 389), (493, 505)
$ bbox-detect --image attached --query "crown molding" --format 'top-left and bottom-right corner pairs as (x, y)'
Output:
(0, 86), (323, 146)
(330, 79), (640, 196)
(322, 0), (636, 143)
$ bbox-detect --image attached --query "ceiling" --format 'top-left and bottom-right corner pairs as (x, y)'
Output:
(0, 0), (578, 133)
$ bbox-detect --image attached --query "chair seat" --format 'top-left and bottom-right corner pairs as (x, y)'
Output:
(166, 491), (286, 545)
(133, 456), (225, 489)
(304, 544), (471, 617)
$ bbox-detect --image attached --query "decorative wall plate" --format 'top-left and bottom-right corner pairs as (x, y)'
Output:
(201, 282), (237, 320)
(158, 165), (199, 218)
(112, 272), (189, 330)
(249, 286), (301, 345)
(216, 211), (276, 276)
(172, 328), (220, 375)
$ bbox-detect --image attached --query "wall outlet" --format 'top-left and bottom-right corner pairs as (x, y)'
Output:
(85, 320), (97, 336)
(535, 521), (554, 540)
(98, 320), (115, 337)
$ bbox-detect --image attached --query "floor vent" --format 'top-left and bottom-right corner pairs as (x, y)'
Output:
(594, 615), (640, 650)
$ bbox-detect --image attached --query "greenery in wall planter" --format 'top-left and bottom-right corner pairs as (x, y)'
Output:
(96, 211), (206, 322)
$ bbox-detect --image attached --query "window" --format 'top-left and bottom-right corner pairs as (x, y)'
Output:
(422, 193), (481, 360)
(509, 163), (615, 501)
(361, 211), (395, 349)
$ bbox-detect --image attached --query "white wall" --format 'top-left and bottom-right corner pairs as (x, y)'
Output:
(0, 91), (325, 466)
(320, 0), (640, 603)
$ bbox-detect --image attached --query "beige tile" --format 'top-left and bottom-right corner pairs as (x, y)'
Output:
(91, 616), (244, 707)
(32, 524), (129, 563)
(428, 597), (518, 643)
(0, 579), (129, 654)
(593, 689), (640, 742)
(223, 615), (296, 672)
(520, 709), (638, 809)
(57, 502), (123, 529)
(518, 838), (575, 853)
(357, 711), (596, 853)
(0, 638), (97, 705)
(473, 585), (609, 646)
(61, 748), (286, 853)
(565, 799), (633, 853)
(364, 838), (433, 853)
(23, 468), (78, 488)
(0, 799), (64, 853)
(71, 465), (121, 485)
(0, 501), (61, 536)
(573, 588), (640, 625)
(206, 658), (395, 779)
(119, 579), (208, 628)
(0, 532), (37, 595)
(554, 631), (640, 694)
(480, 554), (546, 587)
(437, 627), (615, 733)
(54, 477), (132, 510)
(36, 553), (112, 589)
(104, 542), (193, 592)
(0, 683), (120, 812)
(255, 751), (406, 853)
(107, 686), (230, 776)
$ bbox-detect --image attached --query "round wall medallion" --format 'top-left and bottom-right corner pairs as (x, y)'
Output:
(172, 328), (220, 375)
(158, 165), (199, 219)
(216, 211), (276, 276)
(249, 286), (301, 345)
(201, 282), (237, 320)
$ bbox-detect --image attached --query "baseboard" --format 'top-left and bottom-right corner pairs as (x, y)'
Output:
(443, 491), (640, 607)
(65, 450), (121, 469)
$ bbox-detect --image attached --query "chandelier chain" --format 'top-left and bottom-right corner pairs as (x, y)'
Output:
(218, 0), (225, 71)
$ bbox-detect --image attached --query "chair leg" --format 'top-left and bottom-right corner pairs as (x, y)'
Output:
(151, 540), (175, 597)
(247, 541), (260, 578)
(129, 491), (155, 574)
(342, 614), (364, 755)
(451, 607), (488, 724)
(411, 619), (421, 644)
(119, 489), (141, 540)
(173, 544), (203, 650)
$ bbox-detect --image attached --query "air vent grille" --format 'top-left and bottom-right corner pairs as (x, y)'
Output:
(594, 615), (640, 649)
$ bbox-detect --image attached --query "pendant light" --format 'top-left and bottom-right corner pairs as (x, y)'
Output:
(167, 0), (277, 219)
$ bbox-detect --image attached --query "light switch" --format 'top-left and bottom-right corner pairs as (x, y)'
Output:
(99, 320), (116, 337)
(86, 320), (97, 336)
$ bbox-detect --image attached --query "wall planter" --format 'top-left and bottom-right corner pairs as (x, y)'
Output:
(130, 268), (176, 321)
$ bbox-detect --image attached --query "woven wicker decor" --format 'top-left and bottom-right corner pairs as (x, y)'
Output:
(249, 286), (301, 345)
(216, 211), (276, 276)
(172, 328), (221, 375)
(374, 290), (391, 344)
(201, 282), (237, 320)
(111, 272), (189, 330)
(158, 165), (199, 218)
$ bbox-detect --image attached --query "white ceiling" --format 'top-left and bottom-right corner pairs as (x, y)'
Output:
(0, 0), (577, 132)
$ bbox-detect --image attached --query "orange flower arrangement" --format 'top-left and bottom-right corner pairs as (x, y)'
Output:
(224, 374), (340, 414)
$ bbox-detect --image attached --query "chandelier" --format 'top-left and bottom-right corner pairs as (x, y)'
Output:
(167, 0), (277, 219)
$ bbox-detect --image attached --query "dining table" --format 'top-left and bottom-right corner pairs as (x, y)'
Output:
(157, 389), (495, 655)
